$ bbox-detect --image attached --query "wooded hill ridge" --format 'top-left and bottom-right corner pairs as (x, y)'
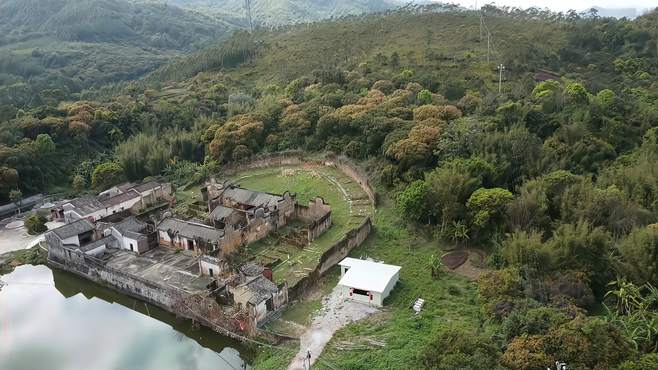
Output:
(1, 5), (658, 369)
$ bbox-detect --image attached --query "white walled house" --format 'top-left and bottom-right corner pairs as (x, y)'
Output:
(56, 181), (172, 223)
(104, 217), (153, 254)
(337, 257), (401, 307)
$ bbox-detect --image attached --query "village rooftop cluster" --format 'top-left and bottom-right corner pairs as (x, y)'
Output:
(45, 178), (333, 330)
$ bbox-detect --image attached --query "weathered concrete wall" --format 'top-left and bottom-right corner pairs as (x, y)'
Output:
(220, 151), (305, 176)
(49, 251), (250, 339)
(288, 217), (372, 300)
(324, 154), (377, 206)
(295, 197), (332, 241)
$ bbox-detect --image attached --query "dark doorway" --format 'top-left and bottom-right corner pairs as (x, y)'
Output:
(187, 239), (194, 251)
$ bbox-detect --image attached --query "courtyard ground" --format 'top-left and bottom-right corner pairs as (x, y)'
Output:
(0, 220), (64, 255)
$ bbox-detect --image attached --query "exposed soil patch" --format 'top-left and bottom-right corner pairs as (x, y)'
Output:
(287, 286), (378, 370)
(446, 249), (489, 281)
(441, 250), (469, 269)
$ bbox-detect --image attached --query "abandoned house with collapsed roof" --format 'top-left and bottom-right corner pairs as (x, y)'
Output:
(46, 178), (333, 333)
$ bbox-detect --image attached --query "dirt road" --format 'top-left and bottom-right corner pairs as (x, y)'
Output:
(288, 286), (379, 370)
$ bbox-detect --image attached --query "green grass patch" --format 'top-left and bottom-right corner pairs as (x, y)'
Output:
(0, 246), (47, 275)
(253, 196), (493, 369)
(231, 166), (373, 286)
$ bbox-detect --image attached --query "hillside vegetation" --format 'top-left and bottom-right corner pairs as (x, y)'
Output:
(3, 4), (658, 369)
(0, 0), (237, 115)
(148, 0), (398, 26)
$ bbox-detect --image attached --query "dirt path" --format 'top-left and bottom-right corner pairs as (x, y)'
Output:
(287, 286), (379, 370)
(0, 221), (64, 255)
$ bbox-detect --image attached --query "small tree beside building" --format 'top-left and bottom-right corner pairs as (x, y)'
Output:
(25, 213), (48, 235)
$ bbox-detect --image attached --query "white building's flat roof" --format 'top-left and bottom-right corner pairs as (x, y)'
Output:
(337, 257), (401, 293)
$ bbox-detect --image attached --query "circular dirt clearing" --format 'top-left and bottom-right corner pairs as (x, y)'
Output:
(441, 250), (469, 269)
(6, 220), (24, 229)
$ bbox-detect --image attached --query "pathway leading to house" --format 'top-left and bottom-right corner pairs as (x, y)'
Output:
(0, 221), (64, 255)
(287, 286), (379, 370)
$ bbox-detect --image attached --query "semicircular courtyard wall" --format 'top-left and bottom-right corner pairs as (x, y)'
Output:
(216, 151), (377, 300)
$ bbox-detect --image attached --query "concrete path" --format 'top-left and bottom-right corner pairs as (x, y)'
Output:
(288, 286), (378, 370)
(0, 221), (64, 255)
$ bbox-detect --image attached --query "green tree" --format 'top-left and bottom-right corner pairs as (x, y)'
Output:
(416, 329), (500, 370)
(448, 220), (470, 248)
(467, 187), (513, 231)
(9, 189), (22, 215)
(25, 213), (48, 235)
(33, 133), (56, 154)
(91, 162), (124, 190)
(417, 89), (432, 104)
(617, 227), (658, 286)
(426, 254), (443, 278)
(72, 174), (86, 193)
(395, 180), (431, 223)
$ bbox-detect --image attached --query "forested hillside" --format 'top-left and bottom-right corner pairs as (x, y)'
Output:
(148, 0), (398, 26)
(2, 5), (658, 368)
(0, 0), (238, 116)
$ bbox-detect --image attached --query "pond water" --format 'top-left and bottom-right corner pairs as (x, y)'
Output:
(0, 264), (252, 370)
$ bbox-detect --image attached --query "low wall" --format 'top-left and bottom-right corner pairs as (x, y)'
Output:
(48, 253), (247, 341)
(288, 217), (372, 301)
(218, 151), (377, 206)
(217, 151), (377, 300)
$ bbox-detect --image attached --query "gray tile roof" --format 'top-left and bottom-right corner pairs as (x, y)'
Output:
(240, 262), (264, 277)
(67, 196), (104, 215)
(100, 189), (141, 207)
(132, 181), (162, 193)
(79, 235), (115, 252)
(112, 216), (147, 235)
(117, 182), (136, 192)
(222, 187), (283, 208)
(52, 219), (95, 240)
(210, 205), (238, 221)
(157, 218), (224, 242)
(245, 275), (279, 305)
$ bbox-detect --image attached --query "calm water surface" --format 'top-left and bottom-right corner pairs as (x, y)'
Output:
(0, 264), (252, 370)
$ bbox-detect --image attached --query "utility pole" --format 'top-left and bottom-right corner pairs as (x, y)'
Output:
(244, 0), (253, 33)
(487, 30), (491, 63)
(497, 63), (505, 94)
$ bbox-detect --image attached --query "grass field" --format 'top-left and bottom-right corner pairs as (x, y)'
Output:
(175, 165), (491, 369)
(252, 196), (493, 369)
(230, 165), (373, 285)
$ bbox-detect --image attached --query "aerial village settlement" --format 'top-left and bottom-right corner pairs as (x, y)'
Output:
(43, 160), (397, 341)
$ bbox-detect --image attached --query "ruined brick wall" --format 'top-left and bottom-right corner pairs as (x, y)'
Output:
(219, 150), (305, 176)
(295, 197), (332, 241)
(288, 217), (372, 300)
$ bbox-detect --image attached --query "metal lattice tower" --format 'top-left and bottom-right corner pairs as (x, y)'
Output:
(244, 0), (253, 32)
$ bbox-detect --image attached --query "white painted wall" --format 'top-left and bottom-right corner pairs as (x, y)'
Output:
(110, 228), (139, 253)
(200, 259), (220, 277)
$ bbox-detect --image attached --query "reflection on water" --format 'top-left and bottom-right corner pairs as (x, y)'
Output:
(0, 265), (252, 370)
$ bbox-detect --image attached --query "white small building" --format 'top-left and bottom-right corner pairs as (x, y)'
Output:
(337, 257), (401, 307)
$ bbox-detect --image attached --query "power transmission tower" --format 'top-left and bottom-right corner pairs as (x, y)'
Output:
(244, 0), (253, 32)
(497, 64), (505, 93)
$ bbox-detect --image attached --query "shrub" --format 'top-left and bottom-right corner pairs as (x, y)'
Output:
(25, 213), (48, 235)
